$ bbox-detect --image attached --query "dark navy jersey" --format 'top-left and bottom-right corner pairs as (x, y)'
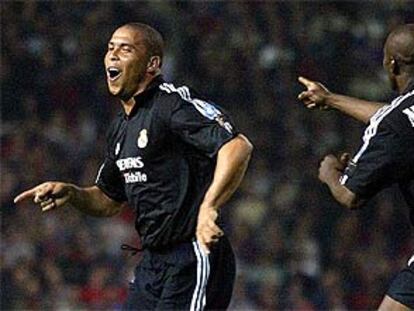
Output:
(341, 82), (414, 224)
(95, 76), (237, 250)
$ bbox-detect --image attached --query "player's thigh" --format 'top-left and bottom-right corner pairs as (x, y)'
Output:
(156, 244), (200, 310)
(205, 236), (236, 310)
(123, 259), (160, 311)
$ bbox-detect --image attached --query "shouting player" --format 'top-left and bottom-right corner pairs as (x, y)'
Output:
(298, 24), (414, 310)
(14, 23), (253, 310)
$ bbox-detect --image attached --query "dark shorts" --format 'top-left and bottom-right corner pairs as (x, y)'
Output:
(123, 236), (236, 311)
(386, 256), (414, 309)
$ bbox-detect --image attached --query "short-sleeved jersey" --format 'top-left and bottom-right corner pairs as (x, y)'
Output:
(95, 76), (237, 250)
(340, 82), (414, 224)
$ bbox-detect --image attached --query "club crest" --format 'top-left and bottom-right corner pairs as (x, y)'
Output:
(137, 129), (148, 149)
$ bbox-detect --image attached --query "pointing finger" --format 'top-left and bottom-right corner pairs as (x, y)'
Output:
(14, 188), (38, 204)
(298, 76), (314, 88)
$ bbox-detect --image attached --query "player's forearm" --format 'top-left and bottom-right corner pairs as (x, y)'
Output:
(69, 185), (123, 217)
(324, 171), (360, 209)
(201, 134), (253, 210)
(327, 93), (385, 124)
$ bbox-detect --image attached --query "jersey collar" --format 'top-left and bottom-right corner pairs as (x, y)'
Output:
(119, 74), (165, 119)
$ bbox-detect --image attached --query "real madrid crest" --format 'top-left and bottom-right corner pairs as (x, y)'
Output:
(137, 129), (148, 149)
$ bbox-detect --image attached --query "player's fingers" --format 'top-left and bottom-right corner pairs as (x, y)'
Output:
(207, 221), (223, 236)
(196, 234), (210, 255)
(54, 196), (70, 208)
(298, 76), (314, 88)
(41, 201), (56, 212)
(36, 183), (54, 199)
(14, 188), (38, 204)
(40, 198), (53, 208)
(298, 91), (312, 101)
(306, 103), (317, 109)
(340, 153), (351, 164)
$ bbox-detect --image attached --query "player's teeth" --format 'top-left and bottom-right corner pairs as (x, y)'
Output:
(108, 68), (120, 78)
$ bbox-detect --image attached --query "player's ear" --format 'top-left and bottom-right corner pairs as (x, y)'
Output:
(390, 57), (400, 75)
(147, 56), (161, 73)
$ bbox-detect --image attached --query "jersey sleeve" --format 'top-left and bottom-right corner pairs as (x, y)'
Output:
(95, 124), (127, 203)
(340, 121), (410, 201)
(168, 96), (238, 157)
(95, 156), (127, 203)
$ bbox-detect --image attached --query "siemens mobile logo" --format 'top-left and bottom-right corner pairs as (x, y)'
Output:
(116, 157), (147, 183)
(116, 157), (144, 171)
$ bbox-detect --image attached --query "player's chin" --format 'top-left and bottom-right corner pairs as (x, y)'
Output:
(107, 84), (122, 96)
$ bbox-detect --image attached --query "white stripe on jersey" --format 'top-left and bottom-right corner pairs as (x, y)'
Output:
(159, 83), (233, 134)
(408, 254), (414, 266)
(95, 163), (105, 183)
(340, 90), (414, 185)
(190, 241), (210, 311)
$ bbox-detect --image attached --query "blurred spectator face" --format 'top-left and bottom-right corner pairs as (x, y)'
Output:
(104, 26), (150, 100)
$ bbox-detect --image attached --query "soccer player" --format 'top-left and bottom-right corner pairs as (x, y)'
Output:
(14, 23), (253, 310)
(298, 24), (414, 310)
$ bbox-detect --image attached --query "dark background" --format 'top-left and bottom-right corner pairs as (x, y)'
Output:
(1, 1), (413, 310)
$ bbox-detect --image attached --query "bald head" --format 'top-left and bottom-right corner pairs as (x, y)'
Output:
(385, 24), (414, 70)
(383, 24), (414, 92)
(121, 23), (164, 67)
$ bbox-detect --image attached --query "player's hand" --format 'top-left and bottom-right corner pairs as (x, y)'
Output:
(196, 205), (223, 255)
(14, 182), (74, 212)
(318, 154), (345, 184)
(339, 152), (351, 167)
(297, 76), (332, 110)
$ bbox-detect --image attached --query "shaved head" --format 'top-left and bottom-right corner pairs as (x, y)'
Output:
(385, 24), (414, 70)
(383, 24), (414, 92)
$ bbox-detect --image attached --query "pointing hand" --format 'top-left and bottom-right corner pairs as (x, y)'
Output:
(14, 182), (73, 212)
(297, 76), (332, 110)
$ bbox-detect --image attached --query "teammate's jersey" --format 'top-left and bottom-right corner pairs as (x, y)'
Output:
(341, 81), (414, 224)
(96, 75), (237, 250)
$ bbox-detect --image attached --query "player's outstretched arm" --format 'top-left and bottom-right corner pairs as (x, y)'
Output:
(196, 134), (253, 254)
(14, 182), (123, 217)
(297, 76), (385, 124)
(318, 154), (364, 209)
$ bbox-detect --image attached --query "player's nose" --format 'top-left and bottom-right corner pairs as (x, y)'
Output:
(108, 48), (120, 61)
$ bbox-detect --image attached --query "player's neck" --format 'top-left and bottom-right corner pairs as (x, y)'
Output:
(396, 74), (414, 94)
(121, 74), (159, 115)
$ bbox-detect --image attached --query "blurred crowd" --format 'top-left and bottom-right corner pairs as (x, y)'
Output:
(1, 1), (414, 310)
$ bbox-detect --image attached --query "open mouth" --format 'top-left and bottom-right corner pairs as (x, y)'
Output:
(107, 67), (122, 81)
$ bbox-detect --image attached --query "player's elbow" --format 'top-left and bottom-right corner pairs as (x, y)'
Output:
(103, 202), (124, 217)
(335, 186), (363, 210)
(342, 194), (364, 210)
(237, 134), (254, 159)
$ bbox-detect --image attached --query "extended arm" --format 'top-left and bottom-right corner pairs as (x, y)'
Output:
(14, 183), (123, 217)
(196, 134), (253, 253)
(298, 76), (385, 124)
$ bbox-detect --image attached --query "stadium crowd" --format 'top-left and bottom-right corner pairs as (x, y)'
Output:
(1, 1), (414, 310)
